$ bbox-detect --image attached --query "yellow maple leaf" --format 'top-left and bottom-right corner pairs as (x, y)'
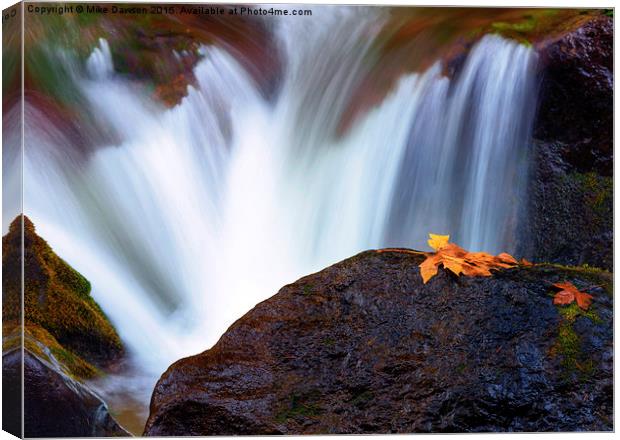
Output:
(427, 233), (450, 251)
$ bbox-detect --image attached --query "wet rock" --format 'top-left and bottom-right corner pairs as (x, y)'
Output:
(534, 14), (613, 175)
(2, 347), (22, 437)
(3, 348), (128, 437)
(520, 141), (612, 270)
(144, 250), (612, 434)
(524, 13), (613, 269)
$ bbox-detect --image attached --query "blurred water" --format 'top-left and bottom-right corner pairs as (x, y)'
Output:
(22, 10), (537, 420)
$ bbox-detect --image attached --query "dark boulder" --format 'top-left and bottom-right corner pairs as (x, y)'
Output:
(3, 348), (128, 437)
(2, 347), (22, 437)
(524, 13), (613, 270)
(534, 14), (613, 175)
(144, 250), (612, 435)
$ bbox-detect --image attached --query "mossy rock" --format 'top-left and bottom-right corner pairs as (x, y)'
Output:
(3, 215), (123, 366)
(3, 323), (100, 380)
(522, 140), (613, 271)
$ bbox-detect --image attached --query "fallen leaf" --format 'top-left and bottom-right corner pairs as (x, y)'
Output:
(441, 254), (464, 276)
(553, 289), (575, 305)
(420, 253), (442, 283)
(520, 258), (533, 266)
(497, 253), (518, 265)
(552, 281), (593, 310)
(419, 233), (518, 284)
(427, 234), (450, 251)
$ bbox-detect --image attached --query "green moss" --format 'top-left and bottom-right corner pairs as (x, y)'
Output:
(570, 172), (612, 216)
(487, 10), (554, 44)
(553, 297), (603, 382)
(471, 9), (599, 49)
(492, 19), (536, 34)
(554, 320), (594, 382)
(49, 345), (100, 379)
(4, 324), (101, 380)
(558, 302), (602, 324)
(556, 320), (581, 380)
(323, 337), (335, 347)
(2, 324), (21, 352)
(349, 390), (374, 407)
(276, 392), (323, 423)
(302, 283), (314, 296)
(577, 358), (596, 381)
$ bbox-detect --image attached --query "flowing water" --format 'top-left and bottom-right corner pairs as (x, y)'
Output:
(19, 8), (538, 430)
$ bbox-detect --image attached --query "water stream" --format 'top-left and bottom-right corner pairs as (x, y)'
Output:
(20, 9), (538, 431)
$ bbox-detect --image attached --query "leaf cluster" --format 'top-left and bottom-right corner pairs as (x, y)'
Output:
(420, 234), (518, 283)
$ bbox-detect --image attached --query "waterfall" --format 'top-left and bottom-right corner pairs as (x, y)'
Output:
(22, 11), (538, 390)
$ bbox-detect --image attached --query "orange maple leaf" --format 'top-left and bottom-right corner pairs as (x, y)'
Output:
(419, 234), (518, 284)
(552, 281), (593, 310)
(420, 253), (442, 283)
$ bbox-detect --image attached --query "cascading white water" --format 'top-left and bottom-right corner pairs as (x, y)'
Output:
(22, 9), (538, 407)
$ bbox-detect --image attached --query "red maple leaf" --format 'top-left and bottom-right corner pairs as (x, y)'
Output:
(552, 281), (593, 310)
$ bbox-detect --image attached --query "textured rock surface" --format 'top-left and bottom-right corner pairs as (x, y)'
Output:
(534, 14), (613, 175)
(520, 141), (612, 270)
(3, 348), (128, 437)
(524, 14), (613, 269)
(145, 250), (612, 435)
(2, 348), (21, 437)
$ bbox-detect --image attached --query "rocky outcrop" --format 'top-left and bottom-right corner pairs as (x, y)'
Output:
(534, 14), (613, 175)
(523, 13), (613, 270)
(2, 215), (128, 437)
(144, 249), (612, 435)
(3, 216), (123, 365)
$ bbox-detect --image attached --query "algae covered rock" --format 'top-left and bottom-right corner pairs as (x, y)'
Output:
(144, 249), (612, 435)
(521, 141), (612, 270)
(3, 215), (123, 365)
(3, 324), (100, 380)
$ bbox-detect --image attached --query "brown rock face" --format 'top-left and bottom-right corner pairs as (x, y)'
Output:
(534, 14), (613, 175)
(144, 250), (612, 435)
(522, 14), (613, 270)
